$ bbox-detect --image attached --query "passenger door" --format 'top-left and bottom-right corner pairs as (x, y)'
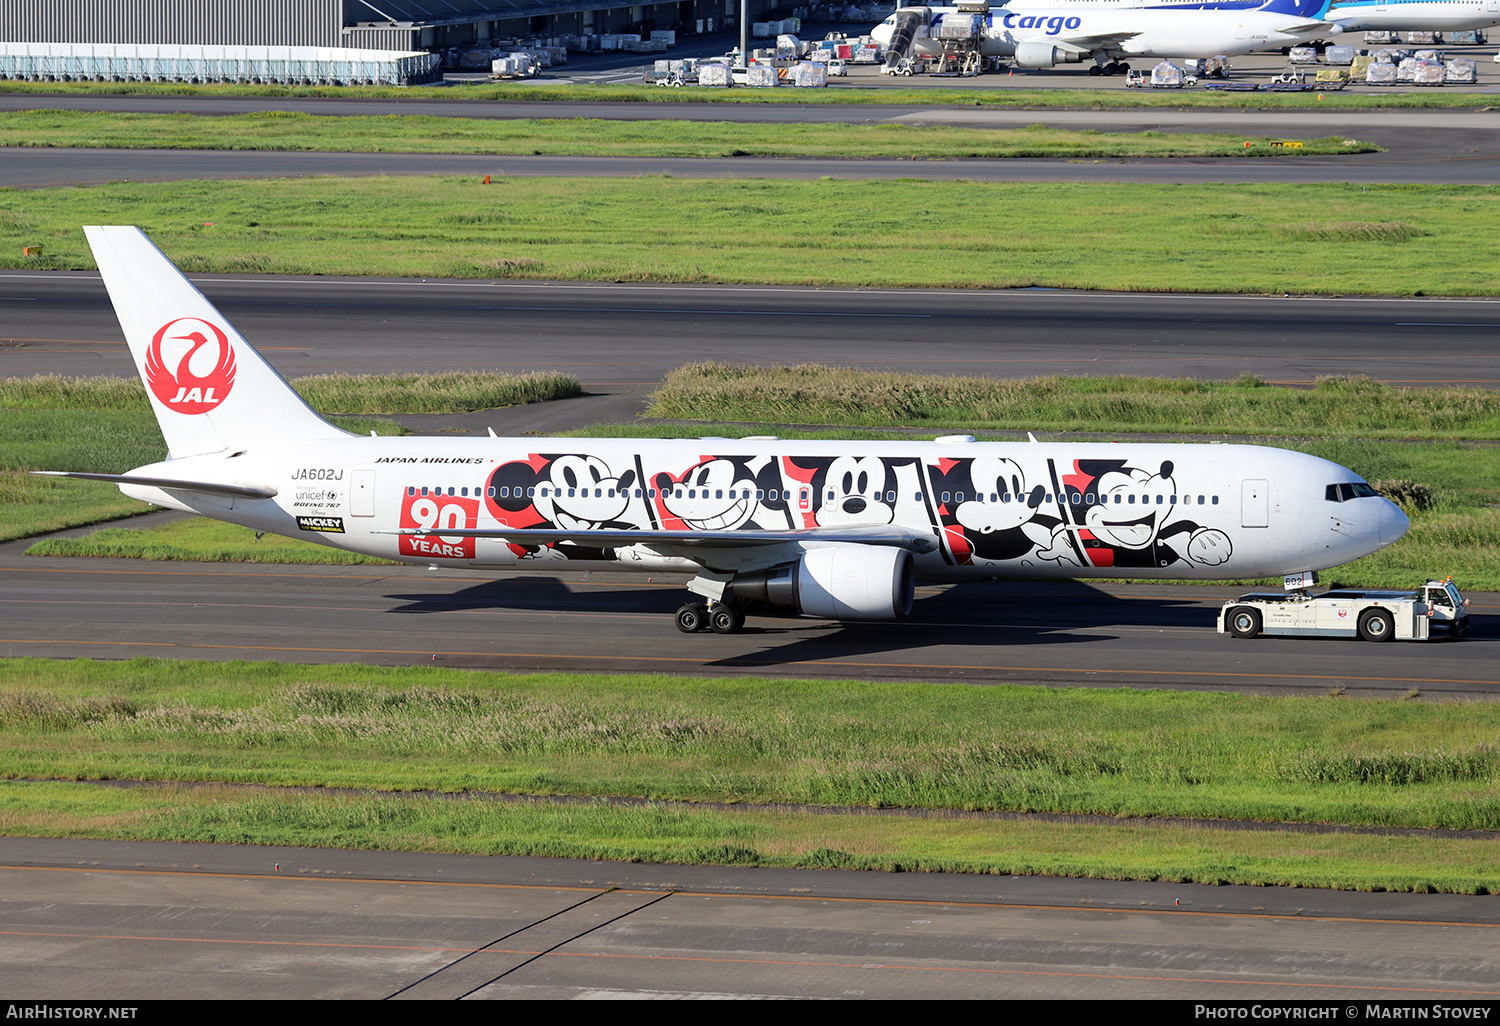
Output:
(1241, 479), (1268, 528)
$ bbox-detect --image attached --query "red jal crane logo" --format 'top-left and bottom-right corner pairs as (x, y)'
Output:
(144, 318), (237, 414)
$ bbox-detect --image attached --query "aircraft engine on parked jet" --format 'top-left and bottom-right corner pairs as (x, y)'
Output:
(1012, 42), (1084, 67)
(735, 546), (916, 620)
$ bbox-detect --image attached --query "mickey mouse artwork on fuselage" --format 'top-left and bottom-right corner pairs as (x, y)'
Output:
(478, 449), (1233, 571)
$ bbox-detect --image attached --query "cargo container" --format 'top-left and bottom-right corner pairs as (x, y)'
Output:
(1150, 60), (1184, 87)
(792, 61), (828, 86)
(1412, 59), (1446, 84)
(1444, 56), (1477, 83)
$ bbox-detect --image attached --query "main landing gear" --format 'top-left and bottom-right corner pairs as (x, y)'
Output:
(1088, 60), (1131, 76)
(675, 601), (745, 634)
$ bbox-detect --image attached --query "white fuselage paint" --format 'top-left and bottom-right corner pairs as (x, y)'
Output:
(940, 0), (1500, 34)
(870, 5), (1333, 60)
(121, 436), (1406, 582)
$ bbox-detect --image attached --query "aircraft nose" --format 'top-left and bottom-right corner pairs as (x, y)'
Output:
(1379, 499), (1410, 546)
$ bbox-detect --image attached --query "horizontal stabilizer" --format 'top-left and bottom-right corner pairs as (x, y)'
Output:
(32, 471), (278, 500)
(381, 525), (940, 553)
(1274, 19), (1333, 31)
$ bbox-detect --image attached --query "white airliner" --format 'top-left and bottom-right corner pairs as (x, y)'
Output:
(41, 227), (1409, 634)
(984, 0), (1500, 34)
(1325, 0), (1498, 32)
(870, 0), (1337, 72)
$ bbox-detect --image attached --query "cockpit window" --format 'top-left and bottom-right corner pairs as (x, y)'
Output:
(1326, 482), (1380, 502)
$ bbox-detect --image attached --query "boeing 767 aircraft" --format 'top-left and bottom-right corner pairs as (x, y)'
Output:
(40, 227), (1409, 634)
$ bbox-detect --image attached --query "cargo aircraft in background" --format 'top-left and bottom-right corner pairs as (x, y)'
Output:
(870, 0), (1337, 73)
(1321, 0), (1499, 33)
(42, 227), (1409, 635)
(965, 0), (1500, 36)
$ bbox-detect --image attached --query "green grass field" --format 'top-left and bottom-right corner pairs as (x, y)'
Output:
(7, 779), (1500, 892)
(25, 517), (403, 564)
(0, 110), (1378, 159)
(1, 79), (1493, 109)
(3, 658), (1499, 891)
(0, 371), (579, 415)
(649, 367), (1500, 439)
(3, 177), (1497, 295)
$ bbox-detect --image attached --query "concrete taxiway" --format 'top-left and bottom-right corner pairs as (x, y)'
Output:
(4, 836), (1500, 1000)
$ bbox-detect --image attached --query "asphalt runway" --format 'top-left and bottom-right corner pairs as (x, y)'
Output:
(6, 142), (1499, 186)
(1, 531), (1493, 695)
(6, 273), (1500, 392)
(5, 836), (1500, 999)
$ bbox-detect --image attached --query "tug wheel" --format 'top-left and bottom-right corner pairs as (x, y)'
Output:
(1228, 607), (1262, 639)
(1358, 608), (1394, 642)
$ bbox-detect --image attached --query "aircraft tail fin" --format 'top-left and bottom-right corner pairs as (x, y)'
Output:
(84, 225), (350, 459)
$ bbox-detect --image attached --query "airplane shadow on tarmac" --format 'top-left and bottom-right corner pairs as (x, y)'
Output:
(709, 580), (1204, 669)
(385, 577), (1218, 668)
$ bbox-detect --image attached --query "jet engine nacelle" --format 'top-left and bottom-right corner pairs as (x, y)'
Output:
(734, 546), (916, 620)
(1012, 43), (1084, 68)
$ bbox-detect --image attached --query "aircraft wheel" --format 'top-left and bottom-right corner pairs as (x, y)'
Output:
(709, 604), (745, 635)
(1088, 65), (1102, 76)
(1227, 606), (1261, 639)
(1358, 608), (1394, 642)
(675, 602), (710, 633)
(1117, 62), (1131, 74)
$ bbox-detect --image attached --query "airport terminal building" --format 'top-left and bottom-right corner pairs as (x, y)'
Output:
(0, 0), (778, 51)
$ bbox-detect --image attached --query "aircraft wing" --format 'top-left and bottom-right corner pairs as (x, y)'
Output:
(381, 525), (940, 553)
(32, 470), (278, 499)
(1052, 31), (1139, 52)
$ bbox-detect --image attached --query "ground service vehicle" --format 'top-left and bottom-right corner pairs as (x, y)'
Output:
(882, 56), (925, 74)
(1220, 578), (1470, 641)
(46, 228), (1410, 636)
